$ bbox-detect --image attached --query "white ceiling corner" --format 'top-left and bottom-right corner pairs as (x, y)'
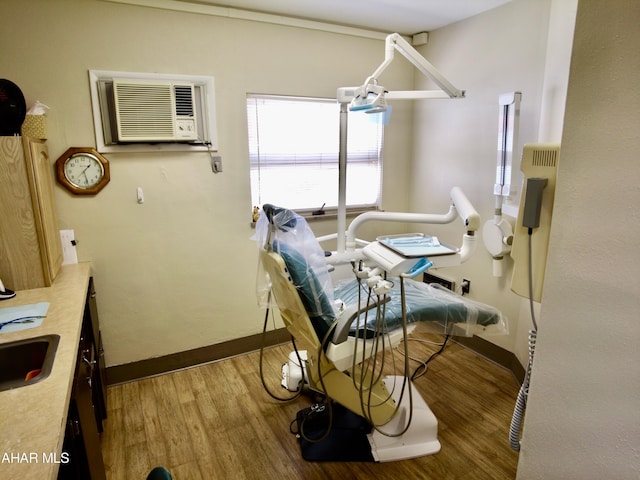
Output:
(158, 0), (513, 36)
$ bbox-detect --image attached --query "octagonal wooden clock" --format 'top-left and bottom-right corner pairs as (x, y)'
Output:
(55, 147), (110, 195)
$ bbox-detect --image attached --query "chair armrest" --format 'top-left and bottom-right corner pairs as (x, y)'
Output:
(331, 296), (391, 345)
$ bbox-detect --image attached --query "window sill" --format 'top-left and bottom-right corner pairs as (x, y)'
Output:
(302, 207), (379, 222)
(249, 206), (380, 228)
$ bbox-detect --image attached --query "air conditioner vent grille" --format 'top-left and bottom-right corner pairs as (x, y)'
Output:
(174, 85), (194, 117)
(112, 80), (198, 142)
(532, 148), (558, 168)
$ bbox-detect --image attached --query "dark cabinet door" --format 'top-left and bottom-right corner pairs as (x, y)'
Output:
(74, 341), (106, 480)
(57, 401), (90, 480)
(58, 279), (108, 480)
(85, 278), (107, 430)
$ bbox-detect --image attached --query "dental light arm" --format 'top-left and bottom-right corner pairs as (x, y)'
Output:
(345, 207), (457, 251)
(351, 33), (465, 111)
(336, 187), (479, 273)
(451, 186), (480, 232)
(345, 187), (479, 250)
(452, 186), (482, 264)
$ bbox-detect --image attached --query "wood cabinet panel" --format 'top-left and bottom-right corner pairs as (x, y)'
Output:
(23, 137), (63, 284)
(0, 136), (62, 290)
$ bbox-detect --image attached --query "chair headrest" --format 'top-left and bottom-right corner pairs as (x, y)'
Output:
(262, 204), (298, 230)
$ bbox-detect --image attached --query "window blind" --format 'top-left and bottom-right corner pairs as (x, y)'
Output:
(247, 94), (383, 211)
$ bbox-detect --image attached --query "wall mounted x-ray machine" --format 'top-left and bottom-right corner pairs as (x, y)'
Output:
(480, 91), (561, 301)
(477, 92), (560, 451)
(482, 92), (522, 277)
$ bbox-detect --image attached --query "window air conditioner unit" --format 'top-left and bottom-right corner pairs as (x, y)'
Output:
(112, 79), (198, 143)
(89, 70), (218, 152)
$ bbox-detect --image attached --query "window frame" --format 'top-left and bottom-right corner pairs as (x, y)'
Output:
(247, 93), (384, 215)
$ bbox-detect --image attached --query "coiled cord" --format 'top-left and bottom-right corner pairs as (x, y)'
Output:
(509, 231), (538, 451)
(509, 328), (536, 451)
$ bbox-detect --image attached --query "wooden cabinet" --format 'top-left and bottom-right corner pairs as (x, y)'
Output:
(0, 136), (62, 290)
(58, 278), (107, 480)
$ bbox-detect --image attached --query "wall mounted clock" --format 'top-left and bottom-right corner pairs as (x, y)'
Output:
(55, 147), (110, 195)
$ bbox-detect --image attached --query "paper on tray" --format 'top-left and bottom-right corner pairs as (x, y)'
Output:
(0, 302), (50, 334)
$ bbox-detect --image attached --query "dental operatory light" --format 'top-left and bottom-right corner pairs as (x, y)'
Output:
(348, 33), (465, 115)
(334, 33), (465, 255)
(350, 82), (387, 113)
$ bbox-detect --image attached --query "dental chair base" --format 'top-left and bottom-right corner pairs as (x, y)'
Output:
(368, 376), (441, 462)
(282, 361), (442, 462)
(282, 350), (308, 391)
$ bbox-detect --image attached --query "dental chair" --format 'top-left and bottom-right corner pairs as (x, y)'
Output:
(256, 204), (505, 462)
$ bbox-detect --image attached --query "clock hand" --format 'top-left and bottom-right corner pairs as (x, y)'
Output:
(79, 164), (95, 184)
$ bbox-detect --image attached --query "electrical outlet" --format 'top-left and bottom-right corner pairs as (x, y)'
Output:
(423, 272), (455, 291)
(461, 278), (471, 294)
(59, 229), (78, 265)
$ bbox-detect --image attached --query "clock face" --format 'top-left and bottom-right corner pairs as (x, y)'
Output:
(55, 147), (110, 195)
(64, 154), (105, 188)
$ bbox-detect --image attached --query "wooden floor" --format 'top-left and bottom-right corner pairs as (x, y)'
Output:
(101, 332), (520, 479)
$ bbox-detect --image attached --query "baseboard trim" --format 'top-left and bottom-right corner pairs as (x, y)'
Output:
(105, 328), (291, 385)
(454, 335), (525, 384)
(106, 330), (525, 386)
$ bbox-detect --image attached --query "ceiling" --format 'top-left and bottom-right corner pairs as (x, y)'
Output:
(173, 0), (513, 35)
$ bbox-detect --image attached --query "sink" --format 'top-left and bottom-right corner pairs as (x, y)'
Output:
(0, 335), (59, 392)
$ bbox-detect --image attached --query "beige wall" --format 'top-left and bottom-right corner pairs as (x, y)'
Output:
(0, 0), (413, 366)
(517, 0), (640, 476)
(409, 0), (561, 359)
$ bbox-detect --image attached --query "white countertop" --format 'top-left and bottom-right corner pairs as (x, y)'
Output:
(0, 263), (92, 480)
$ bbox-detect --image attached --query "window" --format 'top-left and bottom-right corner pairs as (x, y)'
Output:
(247, 94), (383, 212)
